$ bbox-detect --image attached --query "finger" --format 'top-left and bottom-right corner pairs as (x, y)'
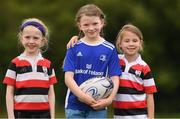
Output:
(91, 103), (99, 108)
(91, 101), (97, 105)
(66, 43), (70, 49)
(92, 106), (100, 110)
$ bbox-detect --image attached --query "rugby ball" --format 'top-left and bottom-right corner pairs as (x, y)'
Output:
(79, 77), (114, 100)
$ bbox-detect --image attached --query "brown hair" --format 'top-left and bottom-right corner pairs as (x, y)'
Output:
(116, 23), (144, 53)
(75, 4), (106, 38)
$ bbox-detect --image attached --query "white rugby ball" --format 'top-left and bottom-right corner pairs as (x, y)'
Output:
(79, 77), (114, 100)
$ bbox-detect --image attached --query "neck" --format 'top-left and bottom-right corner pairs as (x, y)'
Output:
(23, 50), (40, 58)
(125, 53), (139, 63)
(83, 36), (103, 44)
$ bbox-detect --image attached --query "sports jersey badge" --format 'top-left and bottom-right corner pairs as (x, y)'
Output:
(86, 64), (92, 69)
(42, 66), (48, 77)
(99, 55), (106, 61)
(135, 70), (142, 77)
(20, 67), (28, 73)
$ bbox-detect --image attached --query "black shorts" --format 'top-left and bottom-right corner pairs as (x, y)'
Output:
(14, 110), (50, 119)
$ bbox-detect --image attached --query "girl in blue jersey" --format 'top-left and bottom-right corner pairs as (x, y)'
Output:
(63, 4), (121, 118)
(3, 18), (57, 119)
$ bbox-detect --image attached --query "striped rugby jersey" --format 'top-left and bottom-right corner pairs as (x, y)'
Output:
(113, 54), (157, 119)
(3, 53), (57, 110)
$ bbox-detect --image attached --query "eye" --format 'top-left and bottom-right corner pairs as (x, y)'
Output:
(124, 39), (129, 42)
(33, 36), (40, 40)
(83, 24), (89, 27)
(133, 38), (139, 42)
(93, 22), (98, 26)
(24, 36), (30, 39)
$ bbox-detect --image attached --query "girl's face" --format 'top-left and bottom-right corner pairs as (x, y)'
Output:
(119, 30), (142, 57)
(20, 26), (44, 56)
(78, 15), (104, 40)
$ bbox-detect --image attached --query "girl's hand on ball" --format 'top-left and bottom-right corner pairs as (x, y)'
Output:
(91, 98), (112, 110)
(78, 93), (97, 105)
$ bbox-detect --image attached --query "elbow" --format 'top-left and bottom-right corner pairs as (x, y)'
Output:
(64, 72), (74, 85)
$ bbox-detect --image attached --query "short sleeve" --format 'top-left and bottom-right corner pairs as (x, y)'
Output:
(63, 48), (75, 72)
(108, 48), (122, 77)
(3, 61), (17, 86)
(142, 65), (157, 93)
(48, 62), (57, 85)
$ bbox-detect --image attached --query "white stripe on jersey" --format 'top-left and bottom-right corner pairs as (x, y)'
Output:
(65, 89), (70, 108)
(6, 69), (16, 79)
(143, 78), (156, 86)
(16, 72), (49, 81)
(114, 94), (146, 102)
(103, 41), (115, 48)
(14, 95), (48, 102)
(121, 72), (143, 85)
(102, 43), (113, 50)
(114, 114), (147, 119)
(77, 40), (83, 45)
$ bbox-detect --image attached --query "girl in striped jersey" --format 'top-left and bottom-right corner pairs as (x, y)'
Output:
(114, 24), (157, 119)
(3, 18), (57, 119)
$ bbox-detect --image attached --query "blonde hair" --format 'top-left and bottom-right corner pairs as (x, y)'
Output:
(18, 18), (49, 53)
(75, 4), (106, 38)
(116, 23), (144, 53)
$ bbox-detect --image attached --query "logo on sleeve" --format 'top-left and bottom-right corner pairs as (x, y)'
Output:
(42, 66), (48, 77)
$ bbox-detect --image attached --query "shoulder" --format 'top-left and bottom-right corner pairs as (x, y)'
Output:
(9, 56), (27, 67)
(72, 40), (83, 48)
(67, 40), (83, 51)
(43, 57), (51, 63)
(101, 40), (115, 50)
(77, 40), (83, 45)
(11, 56), (21, 64)
(118, 54), (124, 59)
(36, 57), (53, 68)
(138, 56), (149, 66)
(137, 56), (152, 73)
(42, 57), (52, 64)
(118, 54), (126, 65)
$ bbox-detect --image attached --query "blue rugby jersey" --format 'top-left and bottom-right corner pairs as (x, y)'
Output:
(63, 39), (121, 111)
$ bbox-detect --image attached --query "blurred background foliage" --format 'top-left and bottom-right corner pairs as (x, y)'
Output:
(0, 0), (180, 118)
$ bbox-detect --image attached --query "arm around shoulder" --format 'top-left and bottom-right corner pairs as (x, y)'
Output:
(66, 36), (79, 49)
